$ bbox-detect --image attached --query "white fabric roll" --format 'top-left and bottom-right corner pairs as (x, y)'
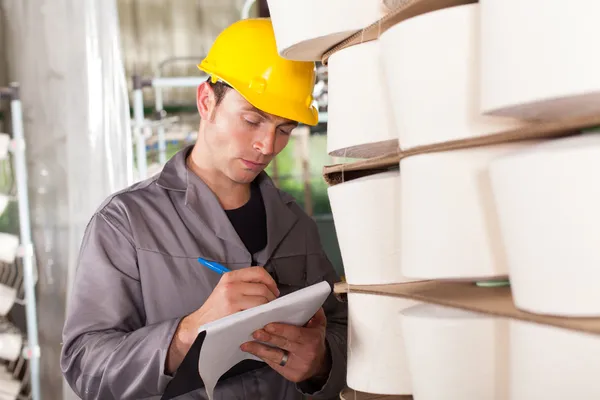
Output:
(481, 0), (600, 120)
(0, 233), (19, 265)
(400, 142), (542, 280)
(510, 320), (600, 399)
(0, 284), (16, 317)
(347, 293), (418, 395)
(266, 0), (385, 61)
(327, 40), (398, 158)
(329, 170), (410, 285)
(0, 332), (22, 362)
(489, 133), (600, 316)
(380, 4), (525, 150)
(402, 304), (509, 400)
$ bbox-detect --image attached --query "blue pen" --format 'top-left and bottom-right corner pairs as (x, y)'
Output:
(198, 257), (231, 275)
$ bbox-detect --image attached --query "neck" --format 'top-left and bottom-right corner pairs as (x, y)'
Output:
(187, 145), (251, 210)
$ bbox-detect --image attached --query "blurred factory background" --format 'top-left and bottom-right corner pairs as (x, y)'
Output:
(0, 1), (344, 398)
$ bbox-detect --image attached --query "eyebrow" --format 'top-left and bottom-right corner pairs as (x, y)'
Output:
(244, 105), (298, 127)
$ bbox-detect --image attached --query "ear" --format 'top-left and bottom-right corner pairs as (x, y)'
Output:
(196, 82), (215, 120)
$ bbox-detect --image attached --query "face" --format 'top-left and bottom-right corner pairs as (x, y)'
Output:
(196, 82), (298, 184)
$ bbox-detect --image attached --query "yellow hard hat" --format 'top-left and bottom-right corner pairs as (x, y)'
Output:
(198, 18), (319, 126)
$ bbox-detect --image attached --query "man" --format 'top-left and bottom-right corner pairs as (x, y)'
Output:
(60, 17), (348, 400)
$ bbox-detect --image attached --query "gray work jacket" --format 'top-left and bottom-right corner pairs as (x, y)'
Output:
(60, 146), (348, 399)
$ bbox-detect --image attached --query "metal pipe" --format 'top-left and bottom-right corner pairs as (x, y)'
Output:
(6, 83), (42, 400)
(153, 57), (204, 165)
(156, 56), (205, 73)
(133, 88), (147, 180)
(150, 76), (208, 88)
(154, 88), (167, 165)
(241, 0), (257, 19)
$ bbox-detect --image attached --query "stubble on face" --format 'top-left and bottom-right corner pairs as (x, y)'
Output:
(201, 90), (297, 185)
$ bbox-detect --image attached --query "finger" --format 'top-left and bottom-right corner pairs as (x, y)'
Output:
(306, 308), (327, 329)
(252, 329), (299, 353)
(234, 282), (277, 302)
(225, 266), (280, 297)
(261, 357), (305, 384)
(240, 341), (290, 366)
(232, 294), (270, 311)
(264, 322), (305, 343)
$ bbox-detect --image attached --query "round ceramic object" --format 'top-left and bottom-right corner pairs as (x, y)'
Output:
(347, 293), (417, 395)
(489, 133), (600, 316)
(0, 284), (16, 317)
(401, 304), (509, 400)
(400, 141), (543, 280)
(327, 40), (398, 157)
(481, 0), (600, 120)
(0, 377), (20, 399)
(328, 170), (410, 285)
(0, 332), (22, 362)
(0, 233), (19, 264)
(266, 0), (385, 61)
(379, 4), (525, 150)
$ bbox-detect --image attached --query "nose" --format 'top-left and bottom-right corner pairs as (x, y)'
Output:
(253, 127), (277, 156)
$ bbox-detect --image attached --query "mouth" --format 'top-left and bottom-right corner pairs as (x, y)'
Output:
(241, 159), (266, 170)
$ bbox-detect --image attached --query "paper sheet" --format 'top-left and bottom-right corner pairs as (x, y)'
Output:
(197, 281), (332, 400)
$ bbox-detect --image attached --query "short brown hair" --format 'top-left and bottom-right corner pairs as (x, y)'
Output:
(207, 78), (231, 106)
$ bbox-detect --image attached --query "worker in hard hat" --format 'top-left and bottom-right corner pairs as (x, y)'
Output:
(60, 18), (347, 400)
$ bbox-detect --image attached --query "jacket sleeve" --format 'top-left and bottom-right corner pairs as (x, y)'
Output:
(60, 211), (181, 400)
(296, 220), (348, 399)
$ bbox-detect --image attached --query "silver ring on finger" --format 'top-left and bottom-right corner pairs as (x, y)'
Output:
(279, 350), (289, 367)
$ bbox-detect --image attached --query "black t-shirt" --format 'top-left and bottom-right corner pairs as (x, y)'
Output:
(161, 181), (270, 399)
(225, 181), (267, 261)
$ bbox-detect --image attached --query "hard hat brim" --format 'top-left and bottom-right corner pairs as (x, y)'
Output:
(197, 63), (319, 126)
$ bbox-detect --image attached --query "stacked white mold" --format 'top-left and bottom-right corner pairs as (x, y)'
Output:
(347, 293), (418, 395)
(489, 133), (600, 316)
(379, 4), (536, 281)
(328, 169), (417, 395)
(265, 1), (414, 395)
(328, 170), (406, 286)
(269, 0), (600, 398)
(510, 320), (600, 399)
(327, 40), (398, 158)
(265, 0), (385, 61)
(477, 2), (600, 397)
(402, 304), (509, 400)
(481, 0), (600, 120)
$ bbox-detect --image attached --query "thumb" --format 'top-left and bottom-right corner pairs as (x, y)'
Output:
(306, 307), (326, 329)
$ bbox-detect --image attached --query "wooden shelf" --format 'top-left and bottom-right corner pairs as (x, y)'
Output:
(340, 387), (412, 399)
(335, 280), (600, 335)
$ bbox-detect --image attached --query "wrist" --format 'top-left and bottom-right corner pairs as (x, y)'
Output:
(314, 343), (332, 379)
(177, 315), (197, 347)
(165, 316), (195, 375)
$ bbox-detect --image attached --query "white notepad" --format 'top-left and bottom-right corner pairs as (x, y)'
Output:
(197, 281), (332, 400)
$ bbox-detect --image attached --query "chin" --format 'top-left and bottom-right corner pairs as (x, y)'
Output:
(230, 170), (260, 184)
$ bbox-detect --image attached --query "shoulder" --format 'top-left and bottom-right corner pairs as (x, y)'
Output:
(91, 174), (164, 232)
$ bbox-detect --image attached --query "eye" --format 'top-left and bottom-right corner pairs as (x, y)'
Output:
(244, 118), (260, 126)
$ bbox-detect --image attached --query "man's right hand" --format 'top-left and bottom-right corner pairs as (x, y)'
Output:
(166, 266), (279, 373)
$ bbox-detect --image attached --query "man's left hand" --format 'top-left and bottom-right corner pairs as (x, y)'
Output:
(240, 307), (331, 383)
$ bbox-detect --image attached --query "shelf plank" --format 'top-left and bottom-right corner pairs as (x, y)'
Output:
(335, 280), (600, 335)
(340, 388), (412, 399)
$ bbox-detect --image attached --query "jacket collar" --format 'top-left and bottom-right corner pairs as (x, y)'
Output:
(157, 146), (299, 262)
